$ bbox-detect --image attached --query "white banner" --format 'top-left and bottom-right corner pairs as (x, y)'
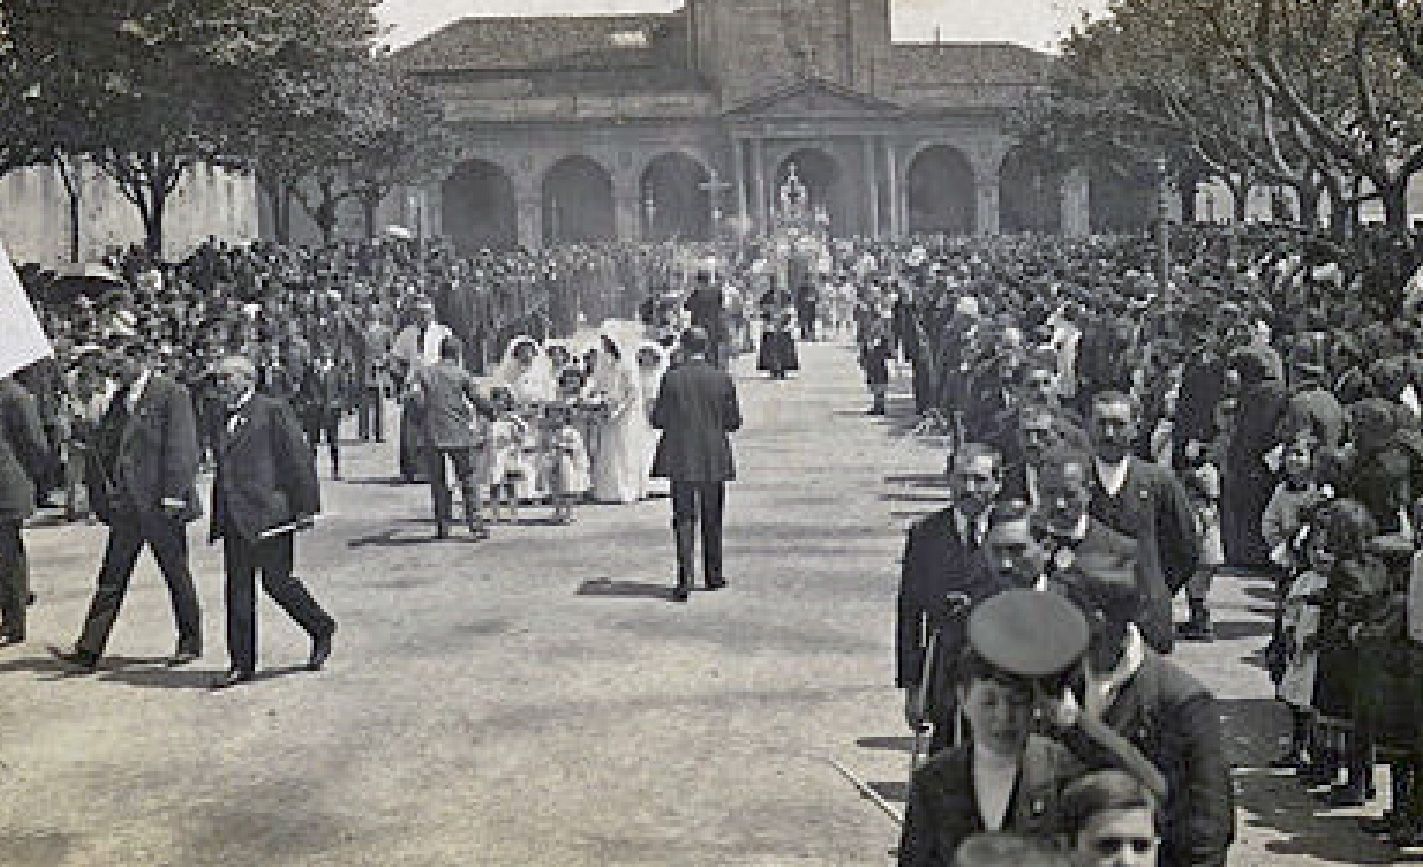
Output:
(0, 241), (53, 379)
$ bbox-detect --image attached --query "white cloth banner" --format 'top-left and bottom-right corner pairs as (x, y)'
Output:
(0, 241), (52, 379)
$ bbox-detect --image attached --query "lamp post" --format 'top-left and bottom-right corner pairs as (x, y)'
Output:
(1154, 155), (1170, 296)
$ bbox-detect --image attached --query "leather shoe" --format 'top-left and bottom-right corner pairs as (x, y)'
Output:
(51, 647), (98, 673)
(308, 624), (336, 671)
(670, 585), (690, 603)
(0, 633), (23, 648)
(705, 577), (728, 591)
(211, 669), (254, 690)
(166, 650), (200, 667)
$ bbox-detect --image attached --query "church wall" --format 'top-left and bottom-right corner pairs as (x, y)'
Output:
(0, 160), (259, 266)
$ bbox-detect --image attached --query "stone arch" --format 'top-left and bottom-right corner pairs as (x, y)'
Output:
(640, 152), (712, 240)
(442, 159), (518, 253)
(905, 144), (975, 236)
(775, 147), (843, 230)
(998, 147), (1063, 234)
(542, 155), (615, 244)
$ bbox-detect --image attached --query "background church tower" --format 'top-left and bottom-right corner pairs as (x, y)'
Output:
(687, 0), (891, 105)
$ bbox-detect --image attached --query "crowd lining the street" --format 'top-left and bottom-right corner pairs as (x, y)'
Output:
(3, 223), (1423, 863)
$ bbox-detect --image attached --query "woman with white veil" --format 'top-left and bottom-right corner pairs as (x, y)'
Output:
(590, 331), (647, 503)
(493, 335), (555, 501)
(493, 335), (556, 405)
(634, 340), (671, 497)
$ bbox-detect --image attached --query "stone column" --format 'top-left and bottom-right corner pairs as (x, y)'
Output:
(613, 171), (640, 242)
(751, 137), (768, 233)
(885, 140), (900, 239)
(975, 174), (1001, 236)
(863, 136), (881, 238)
(734, 137), (749, 227)
(1061, 166), (1091, 237)
(516, 194), (541, 250)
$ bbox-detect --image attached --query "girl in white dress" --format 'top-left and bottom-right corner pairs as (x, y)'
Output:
(493, 335), (555, 501)
(590, 332), (647, 504)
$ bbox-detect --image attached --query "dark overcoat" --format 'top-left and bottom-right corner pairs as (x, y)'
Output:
(211, 394), (319, 541)
(650, 358), (741, 483)
(86, 374), (200, 525)
(0, 379), (48, 523)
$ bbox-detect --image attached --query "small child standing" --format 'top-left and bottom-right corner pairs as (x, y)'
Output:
(1179, 445), (1224, 641)
(1275, 525), (1331, 770)
(1261, 434), (1330, 682)
(545, 403), (590, 524)
(484, 387), (528, 523)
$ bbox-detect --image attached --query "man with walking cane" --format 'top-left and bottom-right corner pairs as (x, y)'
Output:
(209, 355), (336, 689)
(896, 444), (1002, 754)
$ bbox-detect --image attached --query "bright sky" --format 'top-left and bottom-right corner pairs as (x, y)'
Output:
(376, 0), (1110, 53)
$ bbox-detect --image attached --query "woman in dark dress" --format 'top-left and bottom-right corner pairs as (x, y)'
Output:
(756, 285), (799, 380)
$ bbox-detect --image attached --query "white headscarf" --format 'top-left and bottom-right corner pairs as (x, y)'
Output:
(634, 340), (670, 412)
(592, 330), (642, 417)
(495, 335), (555, 404)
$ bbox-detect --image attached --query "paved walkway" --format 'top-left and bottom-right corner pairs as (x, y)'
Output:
(0, 339), (1399, 864)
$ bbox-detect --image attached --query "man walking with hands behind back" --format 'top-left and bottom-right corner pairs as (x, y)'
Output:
(651, 327), (742, 602)
(210, 355), (336, 689)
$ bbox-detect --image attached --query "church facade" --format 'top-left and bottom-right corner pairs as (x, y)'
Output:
(399, 0), (1156, 253)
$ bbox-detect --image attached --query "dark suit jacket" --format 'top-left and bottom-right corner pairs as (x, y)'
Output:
(415, 362), (491, 450)
(684, 287), (726, 343)
(896, 509), (999, 694)
(1091, 456), (1200, 603)
(650, 357), (741, 483)
(1061, 517), (1175, 655)
(898, 735), (1082, 867)
(0, 379), (48, 523)
(211, 394), (320, 542)
(1065, 652), (1234, 867)
(87, 373), (200, 525)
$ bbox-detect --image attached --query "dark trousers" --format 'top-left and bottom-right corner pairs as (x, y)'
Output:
(304, 407), (342, 473)
(0, 520), (27, 638)
(398, 401), (425, 481)
(357, 387), (384, 441)
(223, 530), (334, 673)
(670, 480), (725, 586)
(427, 446), (480, 525)
(77, 511), (202, 658)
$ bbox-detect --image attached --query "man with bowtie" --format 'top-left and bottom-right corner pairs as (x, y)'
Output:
(1086, 392), (1199, 621)
(209, 355), (335, 688)
(897, 443), (1001, 752)
(1034, 448), (1173, 654)
(57, 335), (203, 672)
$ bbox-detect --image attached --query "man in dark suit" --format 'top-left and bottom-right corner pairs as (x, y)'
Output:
(897, 443), (1002, 752)
(1055, 557), (1234, 867)
(650, 327), (742, 602)
(1087, 392), (1200, 608)
(1035, 449), (1174, 654)
(0, 375), (49, 645)
(684, 273), (727, 367)
(209, 355), (336, 688)
(298, 344), (349, 480)
(57, 337), (203, 671)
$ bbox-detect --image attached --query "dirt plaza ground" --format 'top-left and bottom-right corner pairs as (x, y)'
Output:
(0, 340), (1399, 865)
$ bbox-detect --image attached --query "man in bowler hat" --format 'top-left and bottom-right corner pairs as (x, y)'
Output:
(209, 355), (336, 688)
(650, 327), (742, 601)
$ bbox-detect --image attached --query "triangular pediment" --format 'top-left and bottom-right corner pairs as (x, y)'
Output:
(726, 76), (902, 118)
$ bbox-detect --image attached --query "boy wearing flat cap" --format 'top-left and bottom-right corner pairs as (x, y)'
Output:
(899, 590), (1164, 867)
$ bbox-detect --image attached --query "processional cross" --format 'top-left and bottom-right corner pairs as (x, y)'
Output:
(698, 168), (733, 225)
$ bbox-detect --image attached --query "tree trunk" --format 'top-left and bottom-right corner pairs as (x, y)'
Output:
(1296, 181), (1320, 229)
(1231, 178), (1251, 223)
(56, 158), (83, 264)
(145, 180), (166, 260)
(1382, 181), (1409, 230)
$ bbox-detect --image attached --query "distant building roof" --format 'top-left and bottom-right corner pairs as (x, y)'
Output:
(885, 42), (1055, 85)
(400, 13), (687, 73)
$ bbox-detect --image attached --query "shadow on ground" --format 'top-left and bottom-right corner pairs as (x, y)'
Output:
(577, 579), (676, 601)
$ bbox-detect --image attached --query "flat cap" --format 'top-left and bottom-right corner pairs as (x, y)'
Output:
(968, 589), (1089, 680)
